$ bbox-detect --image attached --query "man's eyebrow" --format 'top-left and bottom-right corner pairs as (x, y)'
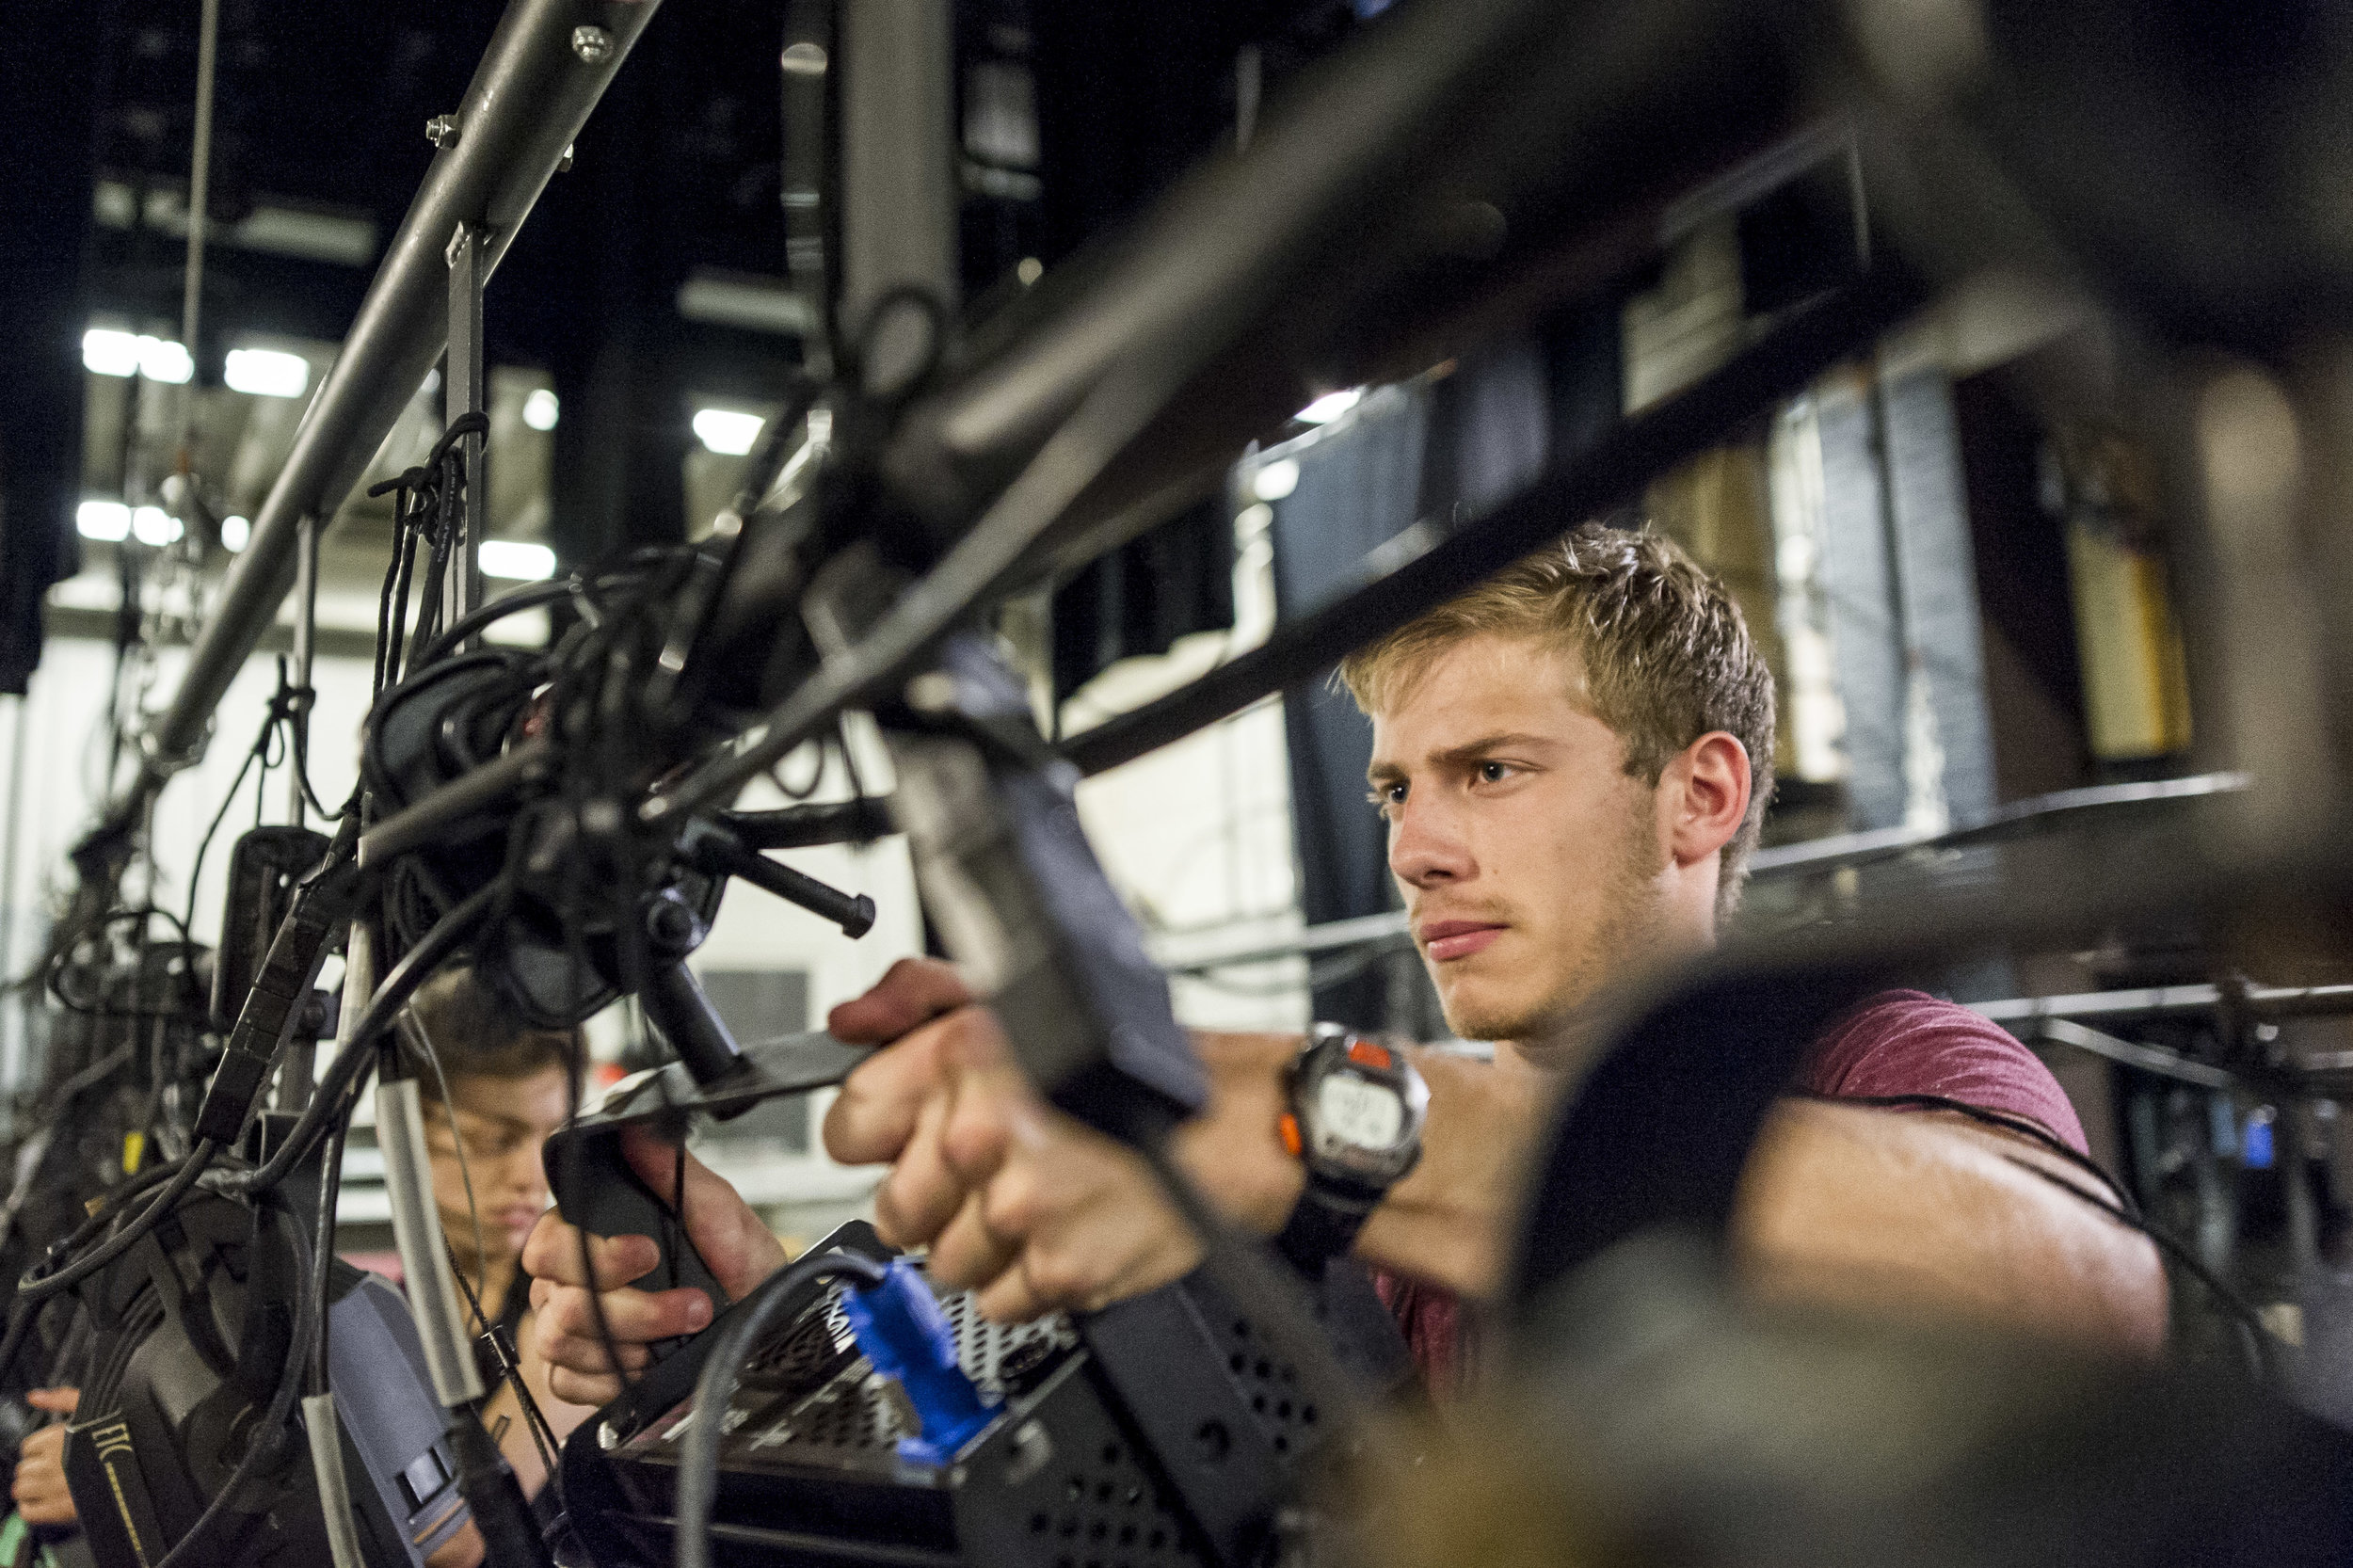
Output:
(1430, 731), (1558, 765)
(1367, 732), (1560, 786)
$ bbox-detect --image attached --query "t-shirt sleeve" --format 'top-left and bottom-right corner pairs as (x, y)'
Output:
(1796, 989), (2090, 1155)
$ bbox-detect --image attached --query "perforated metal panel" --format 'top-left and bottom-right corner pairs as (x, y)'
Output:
(1218, 1310), (1321, 1459)
(625, 1267), (1077, 1479)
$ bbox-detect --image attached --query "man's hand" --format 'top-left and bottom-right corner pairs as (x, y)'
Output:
(523, 1131), (787, 1406)
(12, 1388), (77, 1528)
(824, 959), (1214, 1320)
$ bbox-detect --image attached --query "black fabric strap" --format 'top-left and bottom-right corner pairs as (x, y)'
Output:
(1273, 1177), (1385, 1278)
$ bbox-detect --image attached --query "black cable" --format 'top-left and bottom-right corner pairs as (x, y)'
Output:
(441, 1237), (563, 1488)
(233, 878), (503, 1196)
(1803, 1091), (2142, 1218)
(310, 1065), (364, 1392)
(405, 577), (584, 672)
(675, 1250), (888, 1568)
(15, 1139), (219, 1303)
(151, 1192), (320, 1568)
(669, 1138), (688, 1293)
(46, 908), (202, 1021)
(1996, 1153), (2277, 1381)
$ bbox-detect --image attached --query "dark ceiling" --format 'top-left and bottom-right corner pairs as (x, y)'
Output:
(0, 0), (1371, 688)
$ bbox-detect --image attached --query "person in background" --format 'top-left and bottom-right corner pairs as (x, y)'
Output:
(8, 963), (596, 1556)
(396, 964), (600, 1496)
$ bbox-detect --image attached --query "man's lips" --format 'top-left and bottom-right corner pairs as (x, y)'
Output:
(1417, 920), (1507, 962)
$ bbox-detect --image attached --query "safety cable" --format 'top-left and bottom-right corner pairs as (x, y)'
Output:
(1815, 1090), (2277, 1380)
(675, 1250), (889, 1568)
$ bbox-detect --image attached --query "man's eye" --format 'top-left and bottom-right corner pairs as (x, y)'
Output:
(1367, 783), (1406, 818)
(1476, 761), (1513, 784)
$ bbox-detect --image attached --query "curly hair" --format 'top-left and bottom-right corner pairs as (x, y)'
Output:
(1337, 522), (1776, 912)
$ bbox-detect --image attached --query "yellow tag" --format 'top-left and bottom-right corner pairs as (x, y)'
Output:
(122, 1132), (144, 1175)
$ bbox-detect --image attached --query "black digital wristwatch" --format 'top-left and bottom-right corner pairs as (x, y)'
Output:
(1273, 1023), (1429, 1277)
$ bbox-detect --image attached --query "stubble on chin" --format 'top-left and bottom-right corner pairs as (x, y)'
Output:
(1432, 802), (1672, 1059)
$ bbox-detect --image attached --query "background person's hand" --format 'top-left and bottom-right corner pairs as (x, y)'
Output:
(12, 1388), (77, 1528)
(522, 1130), (787, 1406)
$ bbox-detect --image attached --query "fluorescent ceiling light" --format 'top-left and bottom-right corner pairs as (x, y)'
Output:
(141, 340), (194, 384)
(693, 408), (765, 456)
(1296, 388), (1362, 424)
(83, 329), (140, 377)
(1252, 458), (1301, 503)
(223, 347), (310, 398)
(82, 330), (192, 383)
(131, 506), (183, 547)
(77, 501), (131, 541)
(521, 388), (559, 431)
(479, 540), (557, 581)
(220, 515), (250, 551)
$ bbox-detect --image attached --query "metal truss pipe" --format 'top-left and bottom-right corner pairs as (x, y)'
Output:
(109, 0), (663, 827)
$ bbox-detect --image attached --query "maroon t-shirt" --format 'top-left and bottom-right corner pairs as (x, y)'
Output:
(1376, 990), (2086, 1398)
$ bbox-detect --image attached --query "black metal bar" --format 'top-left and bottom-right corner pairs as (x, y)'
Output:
(1060, 263), (1929, 778)
(719, 797), (896, 850)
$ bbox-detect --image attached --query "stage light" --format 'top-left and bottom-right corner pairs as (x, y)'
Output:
(220, 515), (251, 551)
(224, 347), (311, 398)
(132, 506), (183, 547)
(694, 408), (766, 456)
(521, 388), (559, 431)
(77, 501), (131, 541)
(1296, 388), (1362, 424)
(1253, 459), (1301, 502)
(479, 540), (556, 581)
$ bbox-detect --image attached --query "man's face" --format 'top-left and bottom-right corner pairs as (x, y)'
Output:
(1369, 633), (1669, 1048)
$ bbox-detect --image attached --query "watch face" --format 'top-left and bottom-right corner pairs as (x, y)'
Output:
(1315, 1073), (1405, 1151)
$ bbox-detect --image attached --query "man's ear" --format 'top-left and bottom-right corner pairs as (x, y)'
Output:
(1661, 731), (1751, 869)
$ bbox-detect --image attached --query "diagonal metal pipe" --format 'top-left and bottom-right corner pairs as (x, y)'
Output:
(98, 0), (663, 840)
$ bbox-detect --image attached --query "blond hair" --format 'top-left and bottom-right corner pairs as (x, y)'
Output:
(1338, 523), (1776, 911)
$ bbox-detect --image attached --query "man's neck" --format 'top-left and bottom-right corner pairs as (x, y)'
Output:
(1500, 920), (1721, 1077)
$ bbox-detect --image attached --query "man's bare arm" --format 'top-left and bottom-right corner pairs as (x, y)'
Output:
(1733, 1097), (2168, 1355)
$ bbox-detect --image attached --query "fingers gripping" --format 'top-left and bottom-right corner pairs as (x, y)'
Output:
(827, 957), (971, 1044)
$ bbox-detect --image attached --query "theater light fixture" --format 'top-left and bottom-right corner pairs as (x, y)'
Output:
(521, 388), (559, 431)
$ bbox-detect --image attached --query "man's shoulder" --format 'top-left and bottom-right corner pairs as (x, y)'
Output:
(1798, 989), (2090, 1155)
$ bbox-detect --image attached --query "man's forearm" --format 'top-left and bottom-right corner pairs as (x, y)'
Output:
(1174, 1037), (2166, 1356)
(1176, 1033), (1548, 1301)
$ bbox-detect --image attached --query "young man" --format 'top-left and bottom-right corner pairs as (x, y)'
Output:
(524, 525), (2166, 1406)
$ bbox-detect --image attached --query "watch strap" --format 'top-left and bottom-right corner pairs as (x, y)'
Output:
(1273, 1174), (1385, 1277)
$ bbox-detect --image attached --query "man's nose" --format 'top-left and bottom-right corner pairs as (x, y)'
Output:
(1388, 794), (1473, 888)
